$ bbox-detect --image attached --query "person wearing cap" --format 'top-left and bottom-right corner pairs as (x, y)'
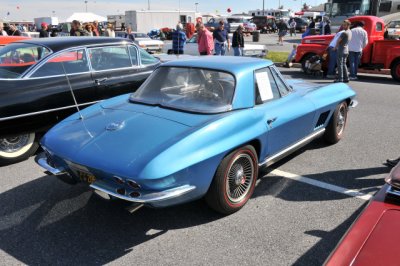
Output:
(39, 22), (49, 38)
(172, 23), (186, 54)
(348, 21), (368, 80)
(232, 25), (244, 56)
(213, 20), (230, 55)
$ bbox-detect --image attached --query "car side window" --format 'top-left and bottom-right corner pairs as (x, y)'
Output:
(89, 46), (131, 71)
(270, 67), (290, 96)
(188, 35), (197, 43)
(139, 49), (159, 65)
(376, 22), (383, 32)
(254, 68), (280, 104)
(128, 45), (139, 66)
(31, 49), (89, 77)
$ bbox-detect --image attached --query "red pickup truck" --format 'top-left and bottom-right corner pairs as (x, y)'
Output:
(295, 16), (400, 82)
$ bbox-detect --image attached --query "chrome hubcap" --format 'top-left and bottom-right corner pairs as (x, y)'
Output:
(226, 153), (255, 203)
(0, 134), (30, 153)
(336, 106), (346, 136)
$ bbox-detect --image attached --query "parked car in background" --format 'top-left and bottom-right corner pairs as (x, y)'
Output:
(115, 31), (164, 53)
(204, 17), (231, 32)
(163, 33), (267, 57)
(387, 20), (400, 39)
(292, 17), (309, 32)
(227, 15), (254, 33)
(252, 16), (277, 33)
(0, 36), (30, 47)
(326, 162), (400, 265)
(37, 57), (356, 215)
(295, 16), (400, 81)
(243, 20), (257, 33)
(0, 37), (160, 165)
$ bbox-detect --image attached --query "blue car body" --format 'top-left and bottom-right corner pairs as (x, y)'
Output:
(37, 57), (356, 210)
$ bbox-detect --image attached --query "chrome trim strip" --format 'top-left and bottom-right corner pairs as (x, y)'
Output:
(90, 183), (196, 203)
(0, 100), (100, 122)
(386, 185), (400, 197)
(36, 154), (66, 176)
(259, 128), (326, 167)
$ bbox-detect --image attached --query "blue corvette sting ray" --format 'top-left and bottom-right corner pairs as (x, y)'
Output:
(37, 57), (356, 214)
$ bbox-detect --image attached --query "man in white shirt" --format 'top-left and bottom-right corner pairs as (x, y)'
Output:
(326, 30), (344, 78)
(348, 21), (368, 80)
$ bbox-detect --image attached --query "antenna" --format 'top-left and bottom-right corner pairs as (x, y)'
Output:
(60, 59), (84, 120)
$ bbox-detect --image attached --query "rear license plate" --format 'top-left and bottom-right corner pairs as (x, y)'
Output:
(77, 171), (96, 184)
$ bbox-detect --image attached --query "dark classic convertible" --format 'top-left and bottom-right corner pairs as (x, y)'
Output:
(0, 37), (160, 165)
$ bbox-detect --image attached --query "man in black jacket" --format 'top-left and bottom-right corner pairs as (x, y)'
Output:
(232, 25), (244, 56)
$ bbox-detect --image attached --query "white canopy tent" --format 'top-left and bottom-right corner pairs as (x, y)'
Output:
(66, 12), (107, 23)
(381, 12), (400, 24)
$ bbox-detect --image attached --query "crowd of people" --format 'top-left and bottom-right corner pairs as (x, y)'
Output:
(170, 21), (246, 56)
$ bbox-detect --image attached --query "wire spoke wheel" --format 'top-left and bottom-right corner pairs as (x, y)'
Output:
(336, 104), (347, 136)
(226, 154), (255, 203)
(205, 145), (258, 215)
(324, 101), (348, 144)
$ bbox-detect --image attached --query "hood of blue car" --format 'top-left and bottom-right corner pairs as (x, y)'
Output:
(43, 101), (221, 176)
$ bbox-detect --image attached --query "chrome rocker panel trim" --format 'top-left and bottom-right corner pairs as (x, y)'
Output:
(259, 128), (326, 167)
(90, 182), (196, 203)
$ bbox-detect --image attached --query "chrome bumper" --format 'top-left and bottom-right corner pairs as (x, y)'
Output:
(349, 99), (358, 108)
(90, 181), (196, 204)
(35, 152), (67, 176)
(36, 152), (196, 205)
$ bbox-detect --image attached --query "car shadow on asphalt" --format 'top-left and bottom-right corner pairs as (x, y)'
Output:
(251, 138), (389, 265)
(0, 176), (223, 265)
(293, 202), (368, 266)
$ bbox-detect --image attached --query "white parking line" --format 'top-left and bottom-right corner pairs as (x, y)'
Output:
(271, 169), (373, 201)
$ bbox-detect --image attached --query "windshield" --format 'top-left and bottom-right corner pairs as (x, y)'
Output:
(388, 21), (400, 28)
(228, 18), (244, 23)
(134, 33), (148, 38)
(0, 43), (51, 78)
(130, 67), (235, 114)
(327, 0), (370, 17)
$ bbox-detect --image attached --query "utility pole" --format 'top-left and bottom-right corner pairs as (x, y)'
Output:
(195, 2), (199, 12)
(263, 0), (265, 15)
(84, 0), (88, 12)
(148, 0), (150, 10)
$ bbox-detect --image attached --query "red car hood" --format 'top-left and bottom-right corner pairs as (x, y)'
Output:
(351, 209), (400, 266)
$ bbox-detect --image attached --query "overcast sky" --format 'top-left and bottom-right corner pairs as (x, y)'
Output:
(2, 0), (325, 21)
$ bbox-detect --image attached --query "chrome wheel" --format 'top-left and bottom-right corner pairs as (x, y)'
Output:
(336, 104), (347, 136)
(0, 133), (35, 158)
(226, 153), (255, 203)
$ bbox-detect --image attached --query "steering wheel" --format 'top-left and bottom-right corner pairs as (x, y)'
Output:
(208, 81), (225, 100)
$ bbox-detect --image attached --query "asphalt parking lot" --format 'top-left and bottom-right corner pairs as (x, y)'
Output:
(1, 63), (399, 265)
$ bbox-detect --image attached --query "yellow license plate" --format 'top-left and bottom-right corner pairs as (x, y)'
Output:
(77, 171), (96, 184)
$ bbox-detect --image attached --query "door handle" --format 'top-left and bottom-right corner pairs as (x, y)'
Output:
(267, 117), (277, 125)
(95, 78), (108, 85)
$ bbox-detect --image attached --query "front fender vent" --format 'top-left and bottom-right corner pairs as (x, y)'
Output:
(315, 111), (330, 129)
